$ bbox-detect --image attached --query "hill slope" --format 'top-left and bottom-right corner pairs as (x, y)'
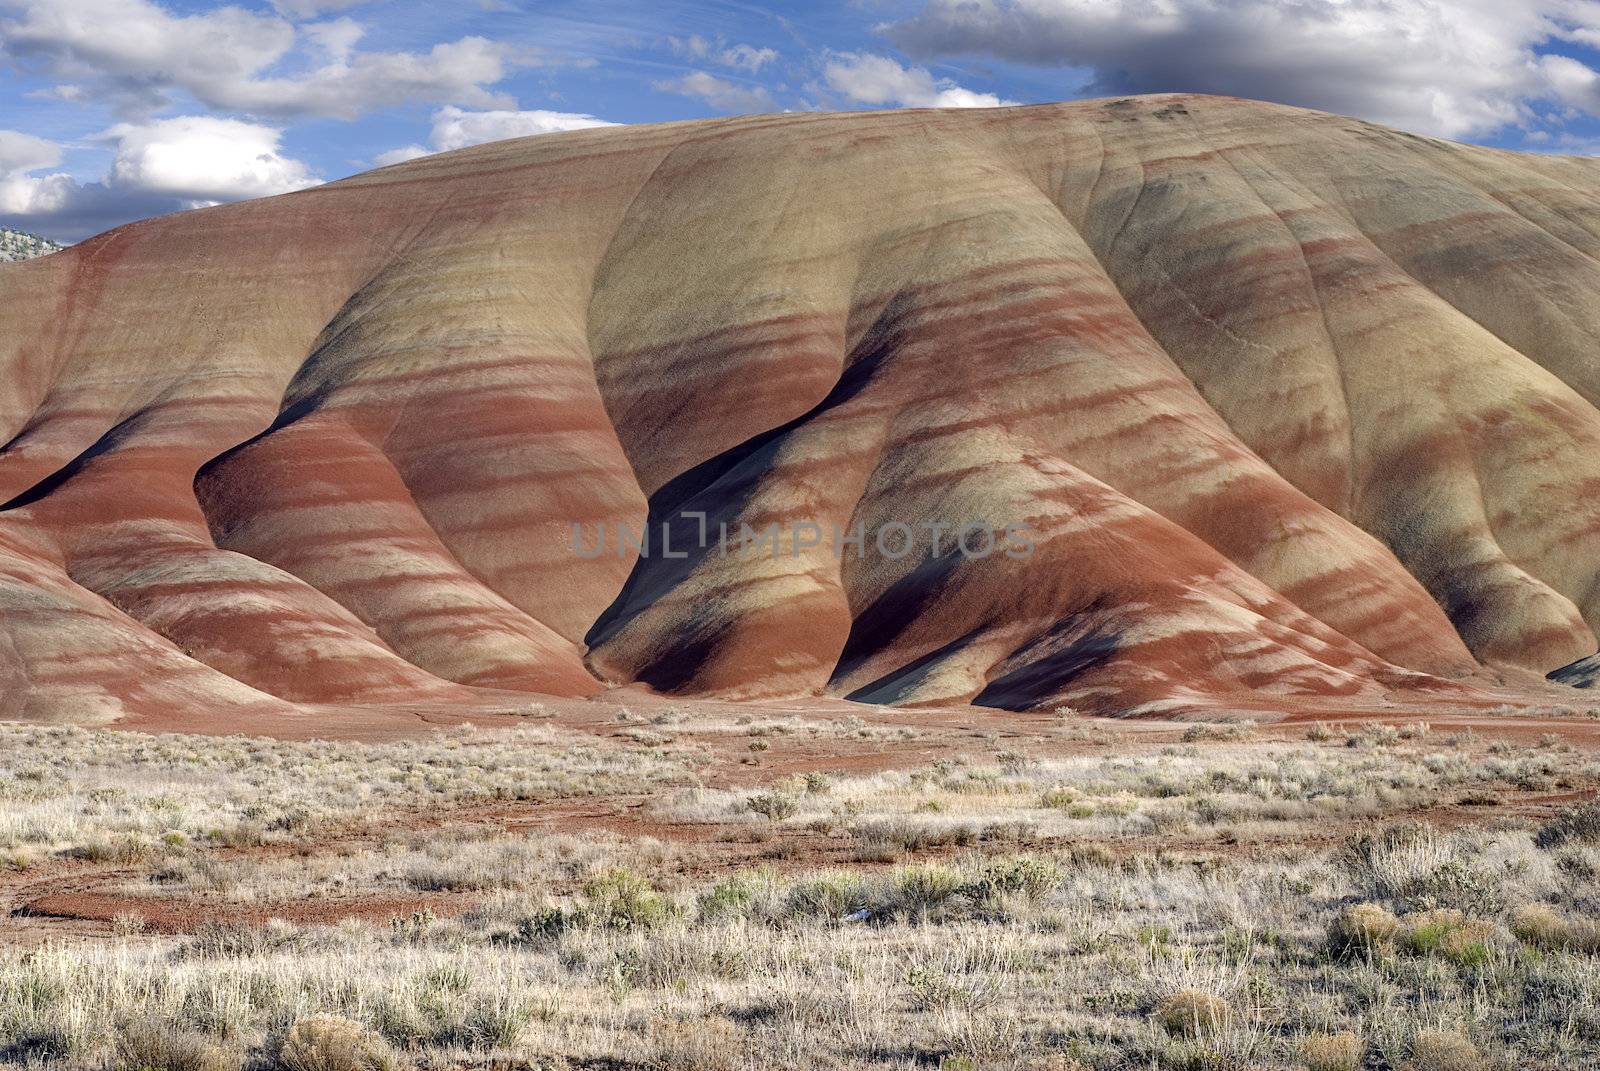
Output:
(4, 94), (1600, 726)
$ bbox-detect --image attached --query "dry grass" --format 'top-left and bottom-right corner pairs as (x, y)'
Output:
(2, 719), (1598, 1069)
(0, 723), (695, 863)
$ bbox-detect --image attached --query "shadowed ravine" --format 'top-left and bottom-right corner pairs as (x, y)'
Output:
(6, 93), (1600, 725)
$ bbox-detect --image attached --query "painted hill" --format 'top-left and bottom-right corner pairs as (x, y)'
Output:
(0, 228), (62, 263)
(4, 93), (1600, 727)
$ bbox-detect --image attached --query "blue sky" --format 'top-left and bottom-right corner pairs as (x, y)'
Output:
(8, 0), (1600, 242)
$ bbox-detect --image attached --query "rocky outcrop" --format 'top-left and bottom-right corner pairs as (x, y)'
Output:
(0, 228), (62, 263)
(4, 94), (1600, 725)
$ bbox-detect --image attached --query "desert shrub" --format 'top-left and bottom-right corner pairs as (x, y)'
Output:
(1409, 858), (1508, 913)
(1399, 909), (1496, 968)
(1180, 722), (1252, 742)
(579, 869), (678, 930)
(783, 870), (870, 919)
(1332, 904), (1495, 966)
(1038, 786), (1078, 809)
(272, 1016), (397, 1071)
(745, 791), (798, 822)
(1407, 1028), (1481, 1071)
(1344, 824), (1506, 912)
(647, 1015), (742, 1071)
(697, 872), (762, 920)
(70, 833), (157, 864)
(1329, 902), (1401, 956)
(801, 771), (833, 794)
(890, 863), (966, 918)
(963, 855), (1062, 906)
(429, 991), (537, 1050)
(1301, 1031), (1364, 1071)
(996, 750), (1041, 774)
(112, 1020), (231, 1071)
(1511, 902), (1600, 953)
(850, 817), (977, 854)
(1511, 902), (1569, 948)
(1536, 799), (1600, 849)
(1156, 989), (1231, 1037)
(0, 1023), (86, 1065)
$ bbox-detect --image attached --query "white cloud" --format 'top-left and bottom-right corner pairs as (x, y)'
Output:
(1541, 52), (1600, 114)
(823, 52), (1017, 109)
(0, 172), (78, 217)
(720, 44), (777, 72)
(302, 17), (364, 63)
(1, 115), (318, 239)
(429, 104), (616, 149)
(882, 0), (1600, 139)
(668, 35), (777, 72)
(374, 104), (618, 166)
(667, 34), (712, 61)
(207, 35), (529, 120)
(0, 0), (537, 121)
(0, 130), (73, 216)
(101, 116), (319, 203)
(0, 130), (61, 176)
(654, 71), (773, 113)
(373, 144), (432, 167)
(0, 0), (296, 116)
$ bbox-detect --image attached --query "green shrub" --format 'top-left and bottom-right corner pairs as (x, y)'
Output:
(964, 855), (1062, 905)
(746, 791), (798, 822)
(1400, 909), (1495, 968)
(890, 863), (966, 917)
(802, 772), (833, 795)
(697, 872), (762, 920)
(784, 870), (870, 919)
(579, 869), (678, 930)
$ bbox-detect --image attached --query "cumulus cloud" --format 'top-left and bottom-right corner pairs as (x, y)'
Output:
(0, 130), (61, 176)
(823, 52), (1017, 109)
(0, 0), (294, 117)
(1541, 52), (1600, 115)
(654, 71), (773, 113)
(101, 116), (319, 203)
(882, 0), (1600, 138)
(371, 144), (432, 167)
(209, 35), (529, 120)
(0, 130), (73, 217)
(0, 116), (319, 241)
(301, 17), (364, 63)
(428, 104), (617, 149)
(0, 0), (537, 120)
(374, 105), (618, 165)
